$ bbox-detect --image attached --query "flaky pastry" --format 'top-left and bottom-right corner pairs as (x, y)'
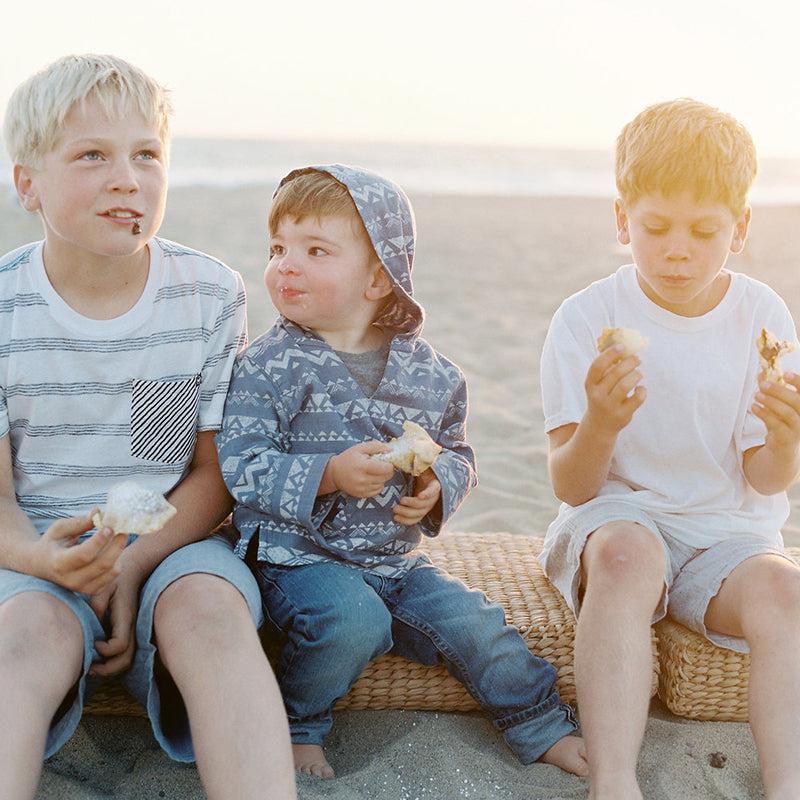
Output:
(756, 328), (797, 384)
(596, 327), (649, 358)
(92, 481), (177, 535)
(373, 421), (442, 477)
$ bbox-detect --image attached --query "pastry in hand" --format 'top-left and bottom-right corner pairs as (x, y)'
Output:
(596, 327), (649, 357)
(92, 481), (177, 534)
(373, 421), (442, 477)
(756, 328), (797, 384)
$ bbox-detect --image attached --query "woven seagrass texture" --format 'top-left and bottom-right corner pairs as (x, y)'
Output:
(335, 531), (660, 711)
(655, 546), (800, 722)
(85, 531), (659, 716)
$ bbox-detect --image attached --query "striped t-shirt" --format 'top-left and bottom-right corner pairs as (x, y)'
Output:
(0, 237), (247, 533)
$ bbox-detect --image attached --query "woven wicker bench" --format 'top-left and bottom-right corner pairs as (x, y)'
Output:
(84, 532), (659, 717)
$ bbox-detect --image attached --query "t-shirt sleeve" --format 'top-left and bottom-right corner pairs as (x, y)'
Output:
(198, 270), (248, 431)
(0, 389), (7, 440)
(540, 301), (598, 434)
(738, 295), (800, 453)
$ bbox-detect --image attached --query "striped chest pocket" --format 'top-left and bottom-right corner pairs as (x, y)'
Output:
(130, 375), (201, 464)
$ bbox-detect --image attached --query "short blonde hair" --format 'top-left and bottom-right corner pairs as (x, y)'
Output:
(616, 99), (757, 215)
(3, 54), (172, 168)
(269, 169), (367, 239)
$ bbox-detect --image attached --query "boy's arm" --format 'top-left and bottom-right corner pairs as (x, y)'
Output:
(742, 371), (800, 495)
(415, 377), (478, 535)
(216, 355), (339, 529)
(0, 435), (126, 594)
(548, 346), (645, 506)
(112, 430), (233, 582)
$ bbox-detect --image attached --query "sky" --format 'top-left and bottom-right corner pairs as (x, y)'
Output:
(2, 0), (800, 156)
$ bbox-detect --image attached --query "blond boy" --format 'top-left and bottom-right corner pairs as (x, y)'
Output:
(0, 55), (294, 799)
(540, 99), (800, 800)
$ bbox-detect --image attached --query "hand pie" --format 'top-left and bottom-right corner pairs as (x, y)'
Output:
(373, 421), (442, 476)
(756, 328), (797, 384)
(596, 327), (649, 357)
(92, 481), (177, 534)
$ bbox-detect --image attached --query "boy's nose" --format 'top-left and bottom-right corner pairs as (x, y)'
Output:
(664, 239), (690, 261)
(277, 260), (300, 274)
(107, 160), (139, 193)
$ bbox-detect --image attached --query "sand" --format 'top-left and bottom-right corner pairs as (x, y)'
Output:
(0, 187), (798, 800)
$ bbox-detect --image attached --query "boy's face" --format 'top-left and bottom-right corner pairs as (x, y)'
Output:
(14, 96), (167, 263)
(615, 190), (750, 317)
(265, 214), (386, 342)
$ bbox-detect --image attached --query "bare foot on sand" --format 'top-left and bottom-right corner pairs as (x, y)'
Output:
(539, 735), (589, 777)
(293, 743), (335, 779)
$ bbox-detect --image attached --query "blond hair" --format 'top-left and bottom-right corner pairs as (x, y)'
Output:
(616, 99), (757, 215)
(3, 54), (172, 168)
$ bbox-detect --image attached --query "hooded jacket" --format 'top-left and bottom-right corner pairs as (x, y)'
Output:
(216, 164), (477, 576)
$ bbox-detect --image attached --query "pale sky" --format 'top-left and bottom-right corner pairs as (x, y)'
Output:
(3, 0), (800, 156)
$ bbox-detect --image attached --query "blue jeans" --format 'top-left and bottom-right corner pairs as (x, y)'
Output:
(255, 560), (577, 763)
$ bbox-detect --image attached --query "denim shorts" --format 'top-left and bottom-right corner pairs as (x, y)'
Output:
(0, 532), (262, 761)
(539, 498), (794, 653)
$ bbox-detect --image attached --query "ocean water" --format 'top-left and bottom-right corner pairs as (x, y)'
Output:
(3, 137), (800, 203)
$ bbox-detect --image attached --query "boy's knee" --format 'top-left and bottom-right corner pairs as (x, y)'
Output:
(582, 523), (665, 590)
(0, 592), (83, 675)
(741, 561), (800, 635)
(302, 595), (392, 658)
(155, 573), (251, 645)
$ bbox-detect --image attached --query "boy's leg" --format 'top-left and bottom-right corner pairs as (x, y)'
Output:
(693, 551), (800, 800)
(0, 584), (98, 800)
(575, 522), (666, 800)
(256, 561), (393, 778)
(123, 535), (296, 800)
(381, 562), (585, 772)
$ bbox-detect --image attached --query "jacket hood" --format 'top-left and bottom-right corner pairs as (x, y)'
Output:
(276, 164), (424, 337)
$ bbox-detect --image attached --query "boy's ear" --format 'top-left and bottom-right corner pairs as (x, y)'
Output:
(614, 198), (631, 246)
(366, 263), (393, 301)
(13, 165), (41, 213)
(730, 206), (751, 255)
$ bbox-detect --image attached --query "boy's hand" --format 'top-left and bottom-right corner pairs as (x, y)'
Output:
(38, 510), (128, 595)
(584, 345), (646, 435)
(89, 565), (139, 677)
(393, 468), (441, 526)
(325, 442), (394, 498)
(753, 371), (800, 459)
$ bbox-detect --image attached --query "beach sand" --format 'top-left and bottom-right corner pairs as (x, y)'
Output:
(1, 188), (798, 800)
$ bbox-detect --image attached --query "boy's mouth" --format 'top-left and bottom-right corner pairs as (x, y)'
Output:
(279, 287), (305, 299)
(101, 208), (144, 223)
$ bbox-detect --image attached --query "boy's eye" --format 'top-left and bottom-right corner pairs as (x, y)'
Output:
(79, 150), (103, 161)
(269, 245), (284, 257)
(644, 226), (667, 236)
(693, 230), (717, 240)
(135, 150), (158, 161)
(309, 247), (328, 257)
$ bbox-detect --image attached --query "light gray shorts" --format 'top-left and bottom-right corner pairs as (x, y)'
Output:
(0, 531), (262, 761)
(539, 499), (794, 653)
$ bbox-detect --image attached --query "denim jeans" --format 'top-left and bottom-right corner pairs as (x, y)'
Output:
(255, 560), (578, 763)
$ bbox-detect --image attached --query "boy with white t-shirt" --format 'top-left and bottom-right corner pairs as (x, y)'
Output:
(540, 99), (800, 800)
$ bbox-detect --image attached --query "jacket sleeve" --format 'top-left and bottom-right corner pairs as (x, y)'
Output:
(215, 353), (337, 529)
(421, 375), (477, 536)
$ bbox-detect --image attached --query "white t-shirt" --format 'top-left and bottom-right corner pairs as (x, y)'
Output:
(0, 238), (247, 534)
(541, 264), (800, 547)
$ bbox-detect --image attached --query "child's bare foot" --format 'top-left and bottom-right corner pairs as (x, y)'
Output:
(293, 743), (335, 779)
(539, 735), (589, 777)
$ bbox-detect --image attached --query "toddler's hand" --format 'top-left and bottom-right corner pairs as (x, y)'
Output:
(583, 345), (646, 435)
(327, 442), (394, 498)
(753, 371), (800, 458)
(38, 510), (128, 595)
(393, 468), (441, 526)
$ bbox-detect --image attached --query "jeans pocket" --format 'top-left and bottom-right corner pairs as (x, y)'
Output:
(130, 375), (201, 463)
